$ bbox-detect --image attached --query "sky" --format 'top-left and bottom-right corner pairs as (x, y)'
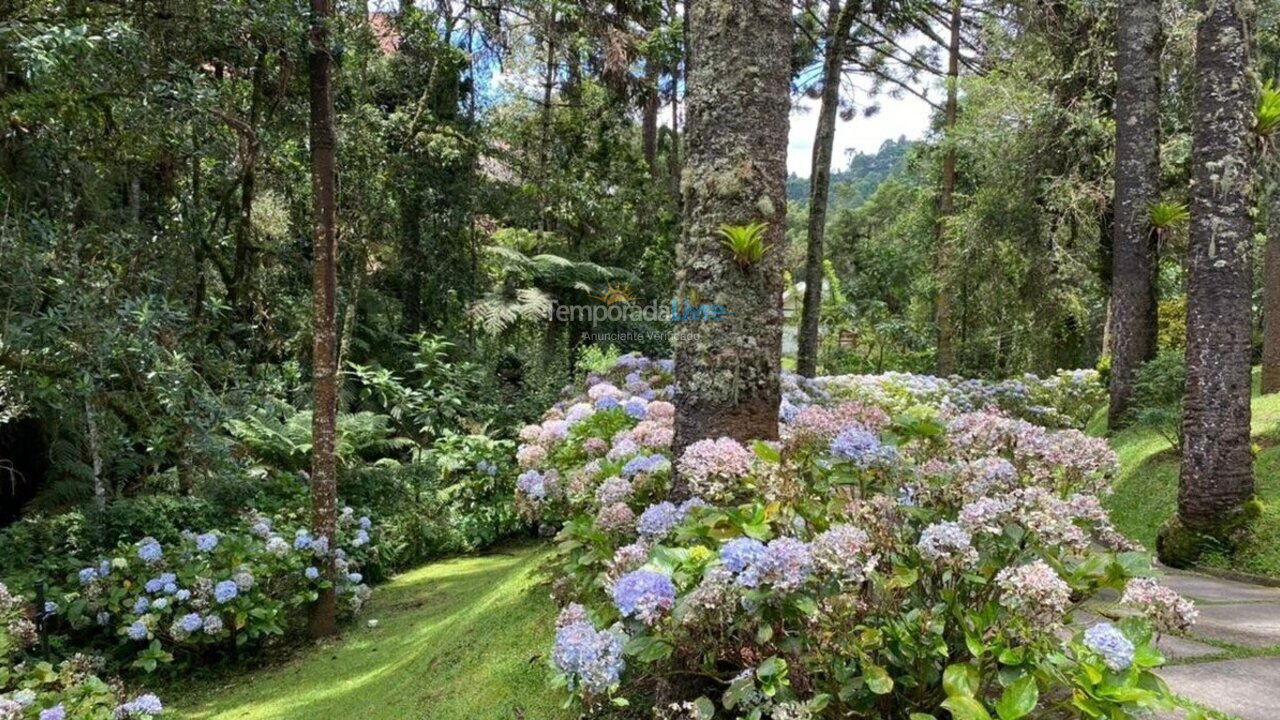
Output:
(787, 91), (934, 177)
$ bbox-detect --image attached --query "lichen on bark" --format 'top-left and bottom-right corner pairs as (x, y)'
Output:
(672, 0), (791, 495)
(1175, 0), (1257, 540)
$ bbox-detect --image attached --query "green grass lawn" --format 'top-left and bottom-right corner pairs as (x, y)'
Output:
(172, 542), (569, 720)
(1102, 368), (1280, 576)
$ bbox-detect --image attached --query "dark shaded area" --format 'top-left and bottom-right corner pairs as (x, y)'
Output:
(0, 418), (48, 527)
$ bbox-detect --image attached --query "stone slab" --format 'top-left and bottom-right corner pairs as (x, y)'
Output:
(1188, 603), (1280, 648)
(1161, 572), (1280, 604)
(1158, 657), (1280, 720)
(1156, 634), (1224, 661)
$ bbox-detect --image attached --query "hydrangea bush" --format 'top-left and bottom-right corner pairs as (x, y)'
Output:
(516, 354), (1194, 718)
(47, 508), (377, 672)
(794, 369), (1105, 430)
(0, 583), (162, 719)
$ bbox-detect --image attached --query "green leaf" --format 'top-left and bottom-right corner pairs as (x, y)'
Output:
(965, 633), (986, 659)
(792, 594), (819, 617)
(864, 664), (894, 694)
(994, 675), (1038, 720)
(752, 440), (780, 463)
(943, 663), (980, 698)
(692, 696), (715, 719)
(941, 696), (993, 720)
(885, 566), (919, 589)
(910, 715), (938, 720)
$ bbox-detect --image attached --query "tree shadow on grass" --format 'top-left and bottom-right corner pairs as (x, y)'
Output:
(174, 543), (565, 720)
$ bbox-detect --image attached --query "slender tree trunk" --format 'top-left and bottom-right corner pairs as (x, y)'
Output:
(642, 64), (660, 176)
(796, 0), (858, 378)
(1177, 0), (1256, 531)
(85, 395), (105, 510)
(1262, 177), (1280, 393)
(307, 0), (340, 639)
(672, 0), (791, 495)
(1108, 0), (1162, 428)
(934, 0), (962, 376)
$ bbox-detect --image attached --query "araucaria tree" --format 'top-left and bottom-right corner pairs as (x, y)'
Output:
(308, 0), (340, 638)
(796, 0), (860, 378)
(1107, 0), (1163, 428)
(672, 0), (791, 484)
(1164, 0), (1257, 563)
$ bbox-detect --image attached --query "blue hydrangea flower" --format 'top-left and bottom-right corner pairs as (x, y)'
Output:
(163, 582), (178, 595)
(1083, 623), (1134, 671)
(178, 613), (202, 633)
(756, 537), (813, 592)
(309, 535), (330, 556)
(359, 515), (372, 530)
(305, 567), (320, 581)
(552, 620), (626, 694)
(611, 570), (676, 625)
(475, 459), (498, 476)
(202, 614), (224, 634)
(294, 530), (313, 550)
(636, 502), (681, 538)
(622, 397), (648, 419)
(196, 532), (219, 552)
(595, 395), (622, 412)
(720, 537), (767, 576)
(42, 601), (57, 616)
(213, 580), (239, 604)
(621, 455), (650, 478)
(145, 578), (164, 594)
(829, 427), (897, 469)
(137, 537), (163, 564)
(114, 694), (163, 718)
(127, 621), (148, 641)
(38, 705), (65, 720)
(98, 560), (112, 577)
(174, 589), (191, 602)
(132, 597), (150, 614)
(352, 529), (370, 547)
(78, 567), (98, 585)
(517, 470), (547, 500)
(347, 572), (363, 584)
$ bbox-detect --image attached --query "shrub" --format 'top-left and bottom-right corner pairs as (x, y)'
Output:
(1127, 350), (1185, 451)
(46, 509), (377, 673)
(0, 582), (163, 718)
(516, 354), (1190, 718)
(341, 431), (521, 573)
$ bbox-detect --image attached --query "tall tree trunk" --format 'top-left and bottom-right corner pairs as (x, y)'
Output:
(1108, 0), (1162, 428)
(934, 0), (962, 376)
(1177, 0), (1255, 533)
(672, 0), (791, 495)
(642, 64), (660, 176)
(1262, 177), (1280, 393)
(307, 0), (340, 639)
(796, 0), (858, 378)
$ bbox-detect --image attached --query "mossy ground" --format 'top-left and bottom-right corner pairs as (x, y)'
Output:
(170, 542), (569, 720)
(1100, 368), (1280, 577)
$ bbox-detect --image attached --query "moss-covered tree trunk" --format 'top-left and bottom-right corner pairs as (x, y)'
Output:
(797, 0), (858, 379)
(1262, 178), (1280, 393)
(672, 0), (791, 491)
(1177, 0), (1256, 534)
(934, 0), (962, 376)
(307, 0), (339, 639)
(1107, 0), (1162, 428)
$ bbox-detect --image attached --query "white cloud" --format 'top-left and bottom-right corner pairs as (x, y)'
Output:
(787, 90), (935, 177)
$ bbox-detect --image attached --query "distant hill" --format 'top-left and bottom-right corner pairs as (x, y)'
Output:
(788, 136), (915, 212)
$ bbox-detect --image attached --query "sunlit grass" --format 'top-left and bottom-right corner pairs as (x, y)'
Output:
(1105, 367), (1280, 576)
(171, 542), (569, 720)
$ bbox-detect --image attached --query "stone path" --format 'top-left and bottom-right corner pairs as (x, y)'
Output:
(1091, 569), (1280, 719)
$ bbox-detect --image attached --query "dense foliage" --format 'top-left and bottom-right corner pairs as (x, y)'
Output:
(516, 356), (1195, 718)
